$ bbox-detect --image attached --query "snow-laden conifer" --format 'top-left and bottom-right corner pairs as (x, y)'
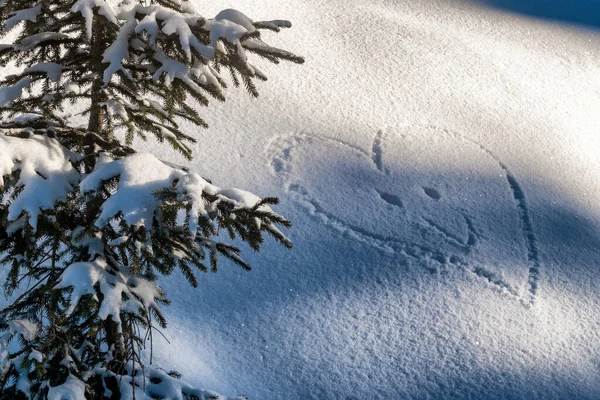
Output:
(0, 0), (302, 398)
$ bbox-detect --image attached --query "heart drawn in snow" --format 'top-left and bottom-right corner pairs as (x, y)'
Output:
(267, 125), (541, 306)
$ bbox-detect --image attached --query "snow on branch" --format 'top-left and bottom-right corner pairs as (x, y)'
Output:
(6, 319), (38, 342)
(102, 18), (136, 83)
(94, 362), (246, 400)
(0, 132), (81, 231)
(0, 133), (290, 249)
(79, 152), (285, 239)
(80, 152), (196, 231)
(15, 32), (71, 52)
(43, 375), (86, 400)
(0, 319), (39, 392)
(2, 5), (41, 33)
(56, 257), (165, 330)
(0, 78), (32, 107)
(72, 0), (119, 41)
(23, 62), (65, 82)
(102, 4), (300, 85)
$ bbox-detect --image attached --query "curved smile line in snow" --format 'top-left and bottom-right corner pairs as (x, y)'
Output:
(268, 125), (542, 307)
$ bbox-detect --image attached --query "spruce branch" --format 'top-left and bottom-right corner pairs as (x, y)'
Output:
(0, 1), (301, 398)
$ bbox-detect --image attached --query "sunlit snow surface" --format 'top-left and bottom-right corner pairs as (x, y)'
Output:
(141, 0), (600, 398)
(7, 0), (600, 398)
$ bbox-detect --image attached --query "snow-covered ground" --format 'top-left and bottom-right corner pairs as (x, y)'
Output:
(133, 0), (600, 398)
(6, 0), (600, 398)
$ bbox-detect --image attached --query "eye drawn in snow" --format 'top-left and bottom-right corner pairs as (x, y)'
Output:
(423, 187), (441, 200)
(267, 125), (541, 306)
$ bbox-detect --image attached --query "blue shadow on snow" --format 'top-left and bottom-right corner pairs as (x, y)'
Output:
(477, 0), (600, 30)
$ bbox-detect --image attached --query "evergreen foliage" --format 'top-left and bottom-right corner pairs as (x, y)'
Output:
(0, 0), (302, 398)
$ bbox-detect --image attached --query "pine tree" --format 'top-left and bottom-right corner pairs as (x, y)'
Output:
(0, 1), (302, 398)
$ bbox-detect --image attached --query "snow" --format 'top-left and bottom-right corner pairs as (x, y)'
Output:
(160, 11), (204, 61)
(135, 11), (160, 46)
(204, 18), (247, 56)
(56, 260), (103, 315)
(7, 319), (37, 341)
(28, 350), (43, 363)
(80, 152), (188, 231)
(45, 375), (86, 400)
(101, 99), (128, 120)
(3, 5), (41, 32)
(0, 342), (7, 374)
(215, 9), (256, 34)
(102, 18), (136, 83)
(2, 0), (600, 399)
(132, 0), (600, 398)
(13, 113), (42, 122)
(64, 81), (79, 94)
(72, 0), (118, 41)
(79, 151), (278, 242)
(56, 258), (164, 328)
(0, 133), (81, 231)
(0, 78), (31, 107)
(92, 363), (243, 400)
(144, 99), (168, 118)
(15, 32), (69, 51)
(23, 62), (64, 82)
(150, 50), (221, 93)
(13, 354), (32, 394)
(152, 51), (200, 88)
(116, 3), (213, 60)
(100, 4), (268, 87)
(218, 188), (268, 211)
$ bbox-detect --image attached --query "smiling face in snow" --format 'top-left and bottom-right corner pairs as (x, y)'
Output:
(269, 125), (537, 301)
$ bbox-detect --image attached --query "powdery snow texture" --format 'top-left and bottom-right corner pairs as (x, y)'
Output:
(139, 0), (600, 399)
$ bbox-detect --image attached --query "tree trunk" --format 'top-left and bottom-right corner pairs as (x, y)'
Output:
(94, 283), (127, 374)
(88, 80), (105, 136)
(88, 11), (127, 374)
(87, 11), (108, 138)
